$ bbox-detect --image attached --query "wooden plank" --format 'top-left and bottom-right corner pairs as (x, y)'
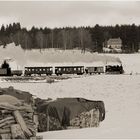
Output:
(18, 105), (33, 113)
(0, 116), (14, 124)
(11, 124), (26, 139)
(0, 120), (16, 128)
(0, 110), (12, 114)
(13, 110), (33, 138)
(0, 103), (18, 111)
(33, 114), (39, 129)
(90, 109), (100, 127)
(0, 103), (33, 112)
(0, 128), (11, 134)
(90, 109), (93, 127)
(1, 133), (11, 139)
(27, 125), (36, 136)
(47, 114), (49, 131)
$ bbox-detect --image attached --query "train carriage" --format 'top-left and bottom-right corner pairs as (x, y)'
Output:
(11, 70), (22, 76)
(85, 66), (104, 74)
(55, 66), (84, 75)
(24, 67), (53, 76)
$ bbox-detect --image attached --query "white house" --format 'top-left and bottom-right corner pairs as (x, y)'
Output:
(107, 38), (122, 49)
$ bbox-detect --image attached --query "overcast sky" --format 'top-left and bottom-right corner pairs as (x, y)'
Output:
(0, 1), (140, 29)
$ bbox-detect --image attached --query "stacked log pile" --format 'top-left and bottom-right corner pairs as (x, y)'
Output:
(70, 109), (100, 128)
(0, 102), (37, 139)
(36, 98), (103, 132)
(38, 113), (62, 132)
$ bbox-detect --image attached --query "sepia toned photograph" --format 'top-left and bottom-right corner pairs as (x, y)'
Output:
(0, 1), (140, 139)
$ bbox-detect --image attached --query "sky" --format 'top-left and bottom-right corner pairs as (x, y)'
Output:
(0, 1), (140, 29)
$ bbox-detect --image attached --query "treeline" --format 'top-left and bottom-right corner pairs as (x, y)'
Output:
(0, 23), (140, 53)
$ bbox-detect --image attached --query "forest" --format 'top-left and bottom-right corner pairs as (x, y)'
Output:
(0, 22), (140, 53)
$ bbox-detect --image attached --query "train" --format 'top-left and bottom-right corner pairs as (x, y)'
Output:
(0, 64), (124, 76)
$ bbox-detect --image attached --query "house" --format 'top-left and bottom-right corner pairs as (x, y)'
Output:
(107, 38), (122, 50)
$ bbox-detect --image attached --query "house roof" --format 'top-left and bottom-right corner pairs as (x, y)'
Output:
(107, 38), (122, 45)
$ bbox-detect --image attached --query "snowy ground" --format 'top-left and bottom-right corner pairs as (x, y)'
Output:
(0, 74), (140, 139)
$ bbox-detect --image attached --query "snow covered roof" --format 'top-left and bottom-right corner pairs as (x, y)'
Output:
(107, 38), (122, 45)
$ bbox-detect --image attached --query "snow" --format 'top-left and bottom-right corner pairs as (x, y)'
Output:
(0, 74), (140, 138)
(0, 43), (140, 139)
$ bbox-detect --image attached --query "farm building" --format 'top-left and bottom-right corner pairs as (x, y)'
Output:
(107, 38), (122, 50)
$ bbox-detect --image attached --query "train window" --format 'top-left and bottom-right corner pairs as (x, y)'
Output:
(78, 68), (81, 70)
(95, 67), (97, 71)
(40, 69), (42, 71)
(43, 69), (46, 71)
(74, 68), (76, 71)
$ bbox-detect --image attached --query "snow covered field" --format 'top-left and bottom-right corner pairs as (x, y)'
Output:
(0, 44), (140, 139)
(0, 74), (140, 139)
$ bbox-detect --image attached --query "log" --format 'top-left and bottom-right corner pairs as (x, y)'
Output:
(18, 105), (33, 113)
(0, 103), (18, 111)
(33, 114), (39, 130)
(0, 110), (12, 114)
(46, 110), (49, 131)
(13, 110), (33, 138)
(90, 109), (100, 127)
(0, 119), (16, 128)
(0, 128), (11, 134)
(25, 120), (35, 126)
(21, 112), (33, 119)
(0, 133), (11, 139)
(0, 103), (33, 112)
(11, 124), (26, 139)
(0, 116), (14, 124)
(27, 125), (36, 136)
